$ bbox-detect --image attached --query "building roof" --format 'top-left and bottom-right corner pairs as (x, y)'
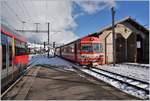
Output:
(57, 16), (149, 48)
(91, 16), (149, 36)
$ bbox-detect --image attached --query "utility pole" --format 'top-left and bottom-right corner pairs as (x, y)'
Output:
(53, 42), (55, 57)
(22, 21), (26, 32)
(47, 22), (50, 58)
(43, 42), (46, 51)
(34, 23), (40, 32)
(112, 7), (116, 66)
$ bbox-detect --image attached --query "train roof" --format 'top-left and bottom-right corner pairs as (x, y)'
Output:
(1, 24), (27, 42)
(58, 35), (98, 48)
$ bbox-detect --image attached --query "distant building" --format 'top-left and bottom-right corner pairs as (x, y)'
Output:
(90, 17), (149, 64)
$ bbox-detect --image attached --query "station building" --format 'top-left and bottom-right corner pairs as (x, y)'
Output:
(90, 17), (149, 64)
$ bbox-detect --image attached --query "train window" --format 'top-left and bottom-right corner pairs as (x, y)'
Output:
(8, 36), (12, 46)
(70, 45), (74, 53)
(20, 42), (25, 48)
(9, 46), (12, 66)
(15, 47), (28, 56)
(2, 45), (6, 69)
(100, 43), (103, 52)
(81, 44), (92, 52)
(93, 43), (103, 52)
(15, 39), (21, 47)
(81, 43), (102, 52)
(1, 32), (7, 45)
(1, 33), (7, 69)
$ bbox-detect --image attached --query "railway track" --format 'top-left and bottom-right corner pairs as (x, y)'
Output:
(70, 63), (149, 100)
(91, 67), (149, 91)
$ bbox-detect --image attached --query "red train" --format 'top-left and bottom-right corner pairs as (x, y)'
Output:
(0, 24), (29, 90)
(55, 35), (104, 66)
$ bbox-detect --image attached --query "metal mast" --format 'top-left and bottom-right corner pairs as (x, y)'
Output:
(47, 22), (50, 58)
(111, 7), (116, 66)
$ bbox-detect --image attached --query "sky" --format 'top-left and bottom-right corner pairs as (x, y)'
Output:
(1, 0), (149, 44)
(73, 0), (149, 37)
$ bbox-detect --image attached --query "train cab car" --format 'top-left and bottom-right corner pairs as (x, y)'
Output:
(55, 36), (104, 66)
(0, 24), (29, 90)
(79, 36), (104, 66)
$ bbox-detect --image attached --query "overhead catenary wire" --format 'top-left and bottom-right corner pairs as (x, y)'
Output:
(16, 0), (27, 20)
(1, 5), (23, 31)
(45, 0), (48, 23)
(2, 1), (22, 23)
(21, 1), (32, 22)
(31, 0), (38, 18)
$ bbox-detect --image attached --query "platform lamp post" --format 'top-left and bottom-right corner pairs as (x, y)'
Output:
(112, 7), (116, 66)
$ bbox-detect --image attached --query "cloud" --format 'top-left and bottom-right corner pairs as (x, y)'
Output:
(1, 0), (115, 44)
(74, 0), (116, 14)
(73, 12), (84, 19)
(1, 0), (78, 44)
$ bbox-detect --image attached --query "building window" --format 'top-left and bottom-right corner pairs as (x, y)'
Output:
(137, 41), (141, 48)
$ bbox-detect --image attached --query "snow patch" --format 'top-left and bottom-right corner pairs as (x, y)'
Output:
(96, 64), (149, 83)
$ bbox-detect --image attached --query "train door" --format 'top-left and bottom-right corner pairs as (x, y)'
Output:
(1, 33), (8, 78)
(1, 33), (13, 77)
(1, 32), (11, 88)
(7, 36), (13, 75)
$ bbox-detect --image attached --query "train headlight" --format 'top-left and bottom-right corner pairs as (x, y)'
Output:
(81, 55), (89, 58)
(99, 55), (103, 58)
(95, 55), (99, 58)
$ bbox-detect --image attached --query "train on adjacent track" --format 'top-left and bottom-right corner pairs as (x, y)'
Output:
(55, 35), (104, 66)
(0, 24), (29, 91)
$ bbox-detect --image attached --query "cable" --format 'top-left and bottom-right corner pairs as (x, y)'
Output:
(1, 2), (22, 28)
(21, 1), (32, 23)
(45, 0), (47, 23)
(3, 1), (22, 22)
(16, 0), (27, 20)
(31, 0), (38, 18)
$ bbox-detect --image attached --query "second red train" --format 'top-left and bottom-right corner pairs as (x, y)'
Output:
(55, 35), (104, 66)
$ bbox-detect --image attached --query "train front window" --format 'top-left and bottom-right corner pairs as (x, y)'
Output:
(81, 43), (102, 52)
(93, 43), (102, 52)
(81, 44), (92, 52)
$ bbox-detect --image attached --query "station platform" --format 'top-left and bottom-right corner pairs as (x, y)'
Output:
(2, 65), (139, 100)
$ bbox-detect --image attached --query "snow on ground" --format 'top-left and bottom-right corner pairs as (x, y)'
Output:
(28, 54), (74, 71)
(27, 54), (149, 99)
(81, 69), (149, 99)
(96, 64), (149, 83)
(124, 63), (150, 67)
